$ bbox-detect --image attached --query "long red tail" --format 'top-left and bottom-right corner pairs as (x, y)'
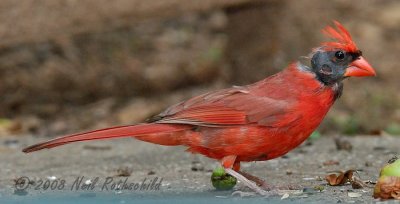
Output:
(22, 123), (191, 153)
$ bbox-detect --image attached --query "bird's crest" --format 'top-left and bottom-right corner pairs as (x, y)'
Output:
(321, 21), (358, 52)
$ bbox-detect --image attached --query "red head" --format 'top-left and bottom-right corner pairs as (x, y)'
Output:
(309, 21), (376, 85)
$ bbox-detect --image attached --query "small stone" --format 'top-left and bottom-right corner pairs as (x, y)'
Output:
(281, 193), (290, 200)
(313, 185), (325, 192)
(365, 161), (373, 167)
(347, 192), (362, 198)
(115, 167), (132, 177)
(335, 137), (352, 151)
(47, 176), (57, 181)
(191, 161), (204, 171)
(231, 191), (256, 197)
(84, 179), (92, 185)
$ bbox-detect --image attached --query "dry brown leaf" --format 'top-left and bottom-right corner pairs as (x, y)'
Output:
(373, 176), (400, 200)
(351, 176), (366, 189)
(326, 170), (354, 186)
(392, 191), (400, 199)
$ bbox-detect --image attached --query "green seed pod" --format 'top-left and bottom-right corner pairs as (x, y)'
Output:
(211, 167), (237, 190)
(380, 157), (400, 177)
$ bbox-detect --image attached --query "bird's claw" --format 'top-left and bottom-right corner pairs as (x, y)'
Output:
(224, 168), (269, 195)
(225, 168), (302, 196)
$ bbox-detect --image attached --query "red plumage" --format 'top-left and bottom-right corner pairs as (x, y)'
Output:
(23, 22), (376, 191)
(23, 63), (335, 162)
(321, 21), (358, 52)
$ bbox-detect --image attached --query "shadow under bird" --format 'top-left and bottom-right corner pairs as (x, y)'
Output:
(23, 21), (376, 195)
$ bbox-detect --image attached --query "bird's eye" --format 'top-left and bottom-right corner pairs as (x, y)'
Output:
(335, 51), (345, 60)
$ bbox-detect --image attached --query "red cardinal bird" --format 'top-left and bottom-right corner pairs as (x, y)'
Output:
(23, 21), (375, 194)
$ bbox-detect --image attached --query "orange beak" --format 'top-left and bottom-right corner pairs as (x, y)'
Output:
(344, 56), (376, 77)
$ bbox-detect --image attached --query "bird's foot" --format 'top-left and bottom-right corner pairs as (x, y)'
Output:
(238, 170), (302, 190)
(224, 168), (273, 196)
(237, 170), (271, 189)
(225, 169), (302, 196)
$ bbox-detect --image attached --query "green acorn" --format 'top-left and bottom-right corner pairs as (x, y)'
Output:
(211, 167), (237, 190)
(380, 156), (400, 177)
(373, 156), (400, 199)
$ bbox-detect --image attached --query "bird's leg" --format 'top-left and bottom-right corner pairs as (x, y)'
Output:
(221, 158), (300, 194)
(233, 162), (274, 190)
(238, 168), (302, 191)
(221, 156), (269, 195)
(238, 170), (302, 191)
(237, 170), (271, 189)
(224, 168), (271, 196)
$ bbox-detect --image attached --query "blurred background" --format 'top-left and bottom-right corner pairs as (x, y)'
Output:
(0, 0), (398, 138)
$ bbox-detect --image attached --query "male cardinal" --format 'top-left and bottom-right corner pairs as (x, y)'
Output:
(23, 21), (376, 195)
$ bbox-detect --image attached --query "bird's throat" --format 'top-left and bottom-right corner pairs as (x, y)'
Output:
(331, 82), (343, 100)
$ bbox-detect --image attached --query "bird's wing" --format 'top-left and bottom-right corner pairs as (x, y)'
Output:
(150, 86), (301, 127)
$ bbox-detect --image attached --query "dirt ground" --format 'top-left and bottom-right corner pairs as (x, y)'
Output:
(0, 134), (398, 203)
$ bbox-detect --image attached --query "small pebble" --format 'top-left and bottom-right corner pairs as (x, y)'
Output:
(335, 138), (352, 151)
(47, 176), (57, 181)
(231, 191), (256, 197)
(365, 161), (373, 167)
(191, 161), (204, 171)
(303, 187), (320, 194)
(281, 193), (290, 200)
(347, 192), (362, 198)
(84, 179), (92, 185)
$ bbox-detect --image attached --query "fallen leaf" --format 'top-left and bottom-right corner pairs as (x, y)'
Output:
(351, 176), (365, 189)
(392, 191), (400, 199)
(326, 170), (354, 186)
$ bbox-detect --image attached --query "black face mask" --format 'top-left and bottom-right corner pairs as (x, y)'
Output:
(311, 50), (361, 85)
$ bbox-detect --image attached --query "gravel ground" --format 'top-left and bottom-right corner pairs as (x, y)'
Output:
(0, 135), (399, 203)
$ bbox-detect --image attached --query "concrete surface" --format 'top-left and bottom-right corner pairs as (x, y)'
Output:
(0, 135), (399, 203)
